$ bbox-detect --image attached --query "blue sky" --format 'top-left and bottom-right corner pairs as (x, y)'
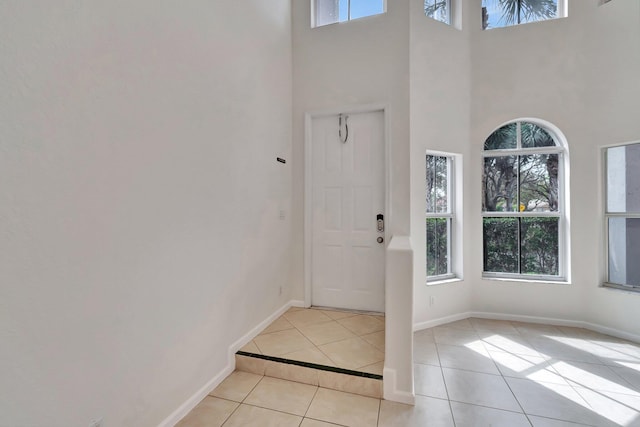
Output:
(340, 0), (385, 21)
(482, 0), (504, 28)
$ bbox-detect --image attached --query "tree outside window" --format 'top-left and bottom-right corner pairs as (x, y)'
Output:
(425, 0), (451, 25)
(427, 154), (454, 279)
(482, 121), (565, 279)
(482, 0), (560, 30)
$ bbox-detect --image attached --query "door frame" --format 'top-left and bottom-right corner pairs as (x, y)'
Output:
(304, 104), (392, 309)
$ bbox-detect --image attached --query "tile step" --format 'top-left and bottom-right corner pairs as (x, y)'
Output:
(235, 351), (383, 399)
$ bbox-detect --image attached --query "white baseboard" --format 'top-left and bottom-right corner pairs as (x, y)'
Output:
(382, 368), (415, 405)
(415, 311), (640, 344)
(228, 301), (297, 358)
(158, 300), (298, 427)
(583, 321), (640, 344)
(469, 311), (584, 328)
(157, 364), (234, 427)
(413, 312), (471, 332)
(290, 299), (306, 308)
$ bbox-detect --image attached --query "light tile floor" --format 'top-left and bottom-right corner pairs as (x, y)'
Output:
(178, 317), (640, 426)
(240, 307), (385, 375)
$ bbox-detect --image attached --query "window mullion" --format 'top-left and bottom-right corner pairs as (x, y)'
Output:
(427, 213), (454, 219)
(483, 147), (564, 157)
(437, 218), (443, 275)
(517, 155), (521, 212)
(606, 212), (640, 218)
(447, 217), (452, 275)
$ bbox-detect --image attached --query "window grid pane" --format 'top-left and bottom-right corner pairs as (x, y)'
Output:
(483, 155), (518, 212)
(484, 123), (517, 151)
(427, 155), (449, 214)
(519, 154), (559, 212)
(520, 217), (559, 275)
(483, 217), (519, 273)
(427, 217), (450, 277)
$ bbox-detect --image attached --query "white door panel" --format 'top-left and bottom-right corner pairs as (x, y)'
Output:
(310, 111), (385, 312)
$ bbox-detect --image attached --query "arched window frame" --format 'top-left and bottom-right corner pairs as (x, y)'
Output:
(482, 119), (570, 282)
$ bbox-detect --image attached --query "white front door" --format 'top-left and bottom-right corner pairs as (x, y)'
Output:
(310, 110), (385, 312)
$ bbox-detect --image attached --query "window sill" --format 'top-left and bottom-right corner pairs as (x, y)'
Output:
(601, 283), (640, 294)
(427, 276), (462, 286)
(482, 275), (569, 285)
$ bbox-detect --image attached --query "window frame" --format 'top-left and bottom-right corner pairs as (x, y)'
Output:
(312, 0), (387, 28)
(603, 141), (640, 292)
(482, 121), (568, 282)
(426, 152), (458, 283)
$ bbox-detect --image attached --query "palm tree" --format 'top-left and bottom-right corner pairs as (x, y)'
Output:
(483, 0), (558, 29)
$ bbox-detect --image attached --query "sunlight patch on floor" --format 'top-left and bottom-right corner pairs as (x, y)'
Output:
(465, 333), (640, 426)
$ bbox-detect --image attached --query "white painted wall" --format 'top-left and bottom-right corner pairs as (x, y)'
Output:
(469, 0), (640, 331)
(410, 0), (640, 333)
(291, 0), (412, 300)
(579, 0), (640, 334)
(410, 0), (473, 326)
(3, 0), (639, 424)
(0, 1), (292, 426)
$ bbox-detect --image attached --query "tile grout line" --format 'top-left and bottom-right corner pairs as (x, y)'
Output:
(433, 338), (458, 427)
(468, 322), (534, 425)
(476, 326), (535, 426)
(314, 342), (344, 369)
(261, 310), (335, 366)
(228, 401), (311, 423)
(447, 398), (530, 415)
(283, 310), (355, 366)
(234, 373), (318, 424)
(218, 391), (246, 427)
(300, 384), (321, 425)
(201, 395), (240, 427)
(258, 308), (385, 375)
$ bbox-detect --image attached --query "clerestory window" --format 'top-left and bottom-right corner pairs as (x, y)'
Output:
(482, 120), (568, 281)
(482, 0), (567, 30)
(425, 0), (451, 25)
(313, 0), (385, 28)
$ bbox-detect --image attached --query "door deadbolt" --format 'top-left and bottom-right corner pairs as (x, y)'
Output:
(377, 214), (384, 233)
(377, 237), (384, 244)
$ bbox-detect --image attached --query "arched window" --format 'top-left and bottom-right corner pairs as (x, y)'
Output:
(482, 120), (568, 281)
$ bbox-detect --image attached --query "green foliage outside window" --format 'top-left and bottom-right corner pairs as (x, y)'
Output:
(483, 217), (559, 275)
(426, 155), (452, 278)
(482, 121), (562, 278)
(427, 218), (449, 276)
